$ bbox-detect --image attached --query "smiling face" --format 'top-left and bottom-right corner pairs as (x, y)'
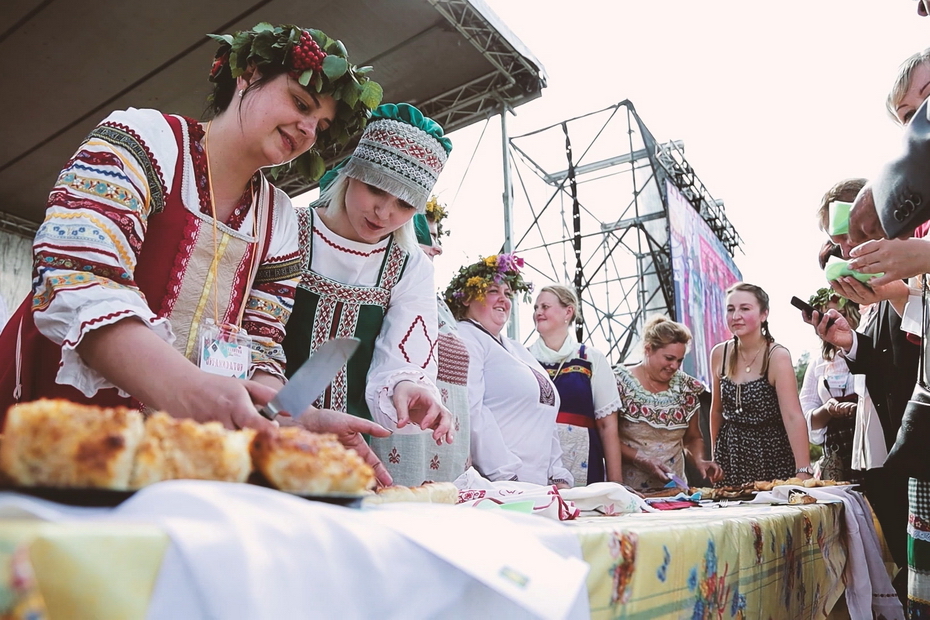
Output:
(726, 290), (768, 339)
(464, 282), (513, 336)
(336, 178), (418, 244)
(236, 71), (337, 168)
(894, 62), (930, 125)
(643, 342), (687, 384)
(533, 291), (572, 338)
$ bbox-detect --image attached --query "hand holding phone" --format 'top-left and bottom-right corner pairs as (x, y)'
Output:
(791, 296), (837, 329)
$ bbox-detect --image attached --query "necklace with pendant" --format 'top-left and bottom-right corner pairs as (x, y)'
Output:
(739, 343), (765, 373)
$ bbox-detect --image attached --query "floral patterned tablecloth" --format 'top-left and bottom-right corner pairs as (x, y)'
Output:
(566, 502), (848, 620)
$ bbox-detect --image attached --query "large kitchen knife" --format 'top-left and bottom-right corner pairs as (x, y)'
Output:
(258, 337), (360, 420)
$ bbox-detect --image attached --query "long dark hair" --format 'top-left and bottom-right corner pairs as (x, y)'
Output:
(725, 282), (774, 378)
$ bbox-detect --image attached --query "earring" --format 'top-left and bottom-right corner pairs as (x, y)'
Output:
(238, 89), (244, 97)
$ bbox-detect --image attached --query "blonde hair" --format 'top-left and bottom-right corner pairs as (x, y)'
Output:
(539, 284), (578, 322)
(886, 48), (930, 125)
(642, 315), (692, 353)
(319, 172), (419, 254)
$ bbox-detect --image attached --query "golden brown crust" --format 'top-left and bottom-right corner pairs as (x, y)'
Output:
(0, 399), (144, 490)
(129, 413), (253, 488)
(788, 492), (817, 505)
(368, 481), (460, 505)
(250, 427), (375, 494)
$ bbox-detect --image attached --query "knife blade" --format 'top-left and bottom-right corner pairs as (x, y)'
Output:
(665, 472), (689, 490)
(259, 337), (360, 420)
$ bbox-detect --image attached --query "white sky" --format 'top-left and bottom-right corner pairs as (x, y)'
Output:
(431, 0), (930, 362)
(297, 1), (930, 363)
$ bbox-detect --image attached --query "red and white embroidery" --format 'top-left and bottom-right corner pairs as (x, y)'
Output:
(398, 315), (435, 369)
(436, 333), (469, 385)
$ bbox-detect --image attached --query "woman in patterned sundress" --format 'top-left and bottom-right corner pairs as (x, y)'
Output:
(616, 316), (722, 491)
(710, 283), (813, 487)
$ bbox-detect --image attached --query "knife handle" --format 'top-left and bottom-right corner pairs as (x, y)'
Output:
(257, 406), (278, 421)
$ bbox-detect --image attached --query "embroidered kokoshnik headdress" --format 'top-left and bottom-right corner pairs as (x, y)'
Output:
(318, 103), (453, 213)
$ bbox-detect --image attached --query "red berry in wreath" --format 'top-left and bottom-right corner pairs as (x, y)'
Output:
(291, 31), (325, 73)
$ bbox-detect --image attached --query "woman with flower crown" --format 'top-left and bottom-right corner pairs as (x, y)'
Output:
(0, 24), (392, 472)
(445, 254), (572, 487)
(282, 104), (455, 451)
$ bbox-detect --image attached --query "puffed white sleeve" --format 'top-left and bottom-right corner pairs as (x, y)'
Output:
(588, 345), (622, 419)
(365, 248), (441, 432)
(32, 108), (177, 397)
(799, 357), (827, 445)
(460, 326), (522, 481)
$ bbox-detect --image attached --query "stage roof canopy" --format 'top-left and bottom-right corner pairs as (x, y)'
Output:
(0, 0), (545, 234)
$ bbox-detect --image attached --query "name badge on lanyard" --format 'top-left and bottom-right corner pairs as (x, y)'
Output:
(199, 318), (251, 379)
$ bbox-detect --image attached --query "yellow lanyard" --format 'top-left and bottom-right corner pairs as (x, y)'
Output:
(203, 122), (258, 328)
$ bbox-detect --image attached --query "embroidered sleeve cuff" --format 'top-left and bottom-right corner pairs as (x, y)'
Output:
(50, 302), (173, 398)
(594, 396), (622, 420)
(371, 370), (441, 434)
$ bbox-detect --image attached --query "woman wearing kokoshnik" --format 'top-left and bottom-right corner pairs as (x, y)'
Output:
(368, 199), (472, 485)
(282, 104), (455, 447)
(0, 23), (394, 455)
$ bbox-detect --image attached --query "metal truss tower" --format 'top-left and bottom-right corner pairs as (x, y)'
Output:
(508, 100), (741, 364)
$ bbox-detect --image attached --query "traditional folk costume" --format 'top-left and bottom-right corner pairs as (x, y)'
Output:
(529, 334), (620, 486)
(367, 207), (471, 486)
(0, 108), (300, 412)
(370, 296), (471, 485)
(615, 365), (704, 490)
(458, 320), (572, 486)
(282, 104), (452, 433)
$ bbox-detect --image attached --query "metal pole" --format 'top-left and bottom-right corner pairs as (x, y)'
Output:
(501, 106), (520, 340)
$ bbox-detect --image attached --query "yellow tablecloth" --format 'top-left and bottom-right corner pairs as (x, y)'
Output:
(0, 520), (168, 620)
(0, 498), (848, 620)
(566, 502), (847, 620)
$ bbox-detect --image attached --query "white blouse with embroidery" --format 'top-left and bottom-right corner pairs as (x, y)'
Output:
(32, 108), (299, 395)
(306, 213), (440, 432)
(458, 320), (572, 486)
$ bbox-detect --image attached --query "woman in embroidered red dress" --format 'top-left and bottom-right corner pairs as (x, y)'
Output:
(0, 24), (392, 470)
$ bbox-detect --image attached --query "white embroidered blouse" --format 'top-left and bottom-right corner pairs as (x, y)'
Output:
(32, 108), (299, 396)
(305, 213), (441, 431)
(458, 320), (572, 486)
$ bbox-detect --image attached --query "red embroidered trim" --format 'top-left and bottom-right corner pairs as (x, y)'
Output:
(61, 309), (137, 347)
(398, 315), (436, 369)
(313, 226), (387, 257)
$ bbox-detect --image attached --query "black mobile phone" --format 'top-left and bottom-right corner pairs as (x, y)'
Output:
(790, 296), (836, 328)
(790, 296), (815, 318)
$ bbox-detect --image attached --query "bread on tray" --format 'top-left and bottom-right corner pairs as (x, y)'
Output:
(250, 426), (375, 494)
(130, 412), (253, 488)
(366, 481), (459, 505)
(0, 399), (145, 490)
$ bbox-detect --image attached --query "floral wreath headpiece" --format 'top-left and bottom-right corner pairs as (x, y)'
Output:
(808, 287), (850, 312)
(207, 22), (383, 181)
(425, 196), (450, 237)
(444, 253), (533, 318)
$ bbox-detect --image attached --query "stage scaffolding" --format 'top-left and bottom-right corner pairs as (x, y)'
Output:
(507, 100), (741, 364)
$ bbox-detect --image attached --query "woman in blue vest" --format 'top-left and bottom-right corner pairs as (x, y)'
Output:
(529, 285), (622, 485)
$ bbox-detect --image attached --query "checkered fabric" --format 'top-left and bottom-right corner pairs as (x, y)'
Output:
(908, 478), (930, 618)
